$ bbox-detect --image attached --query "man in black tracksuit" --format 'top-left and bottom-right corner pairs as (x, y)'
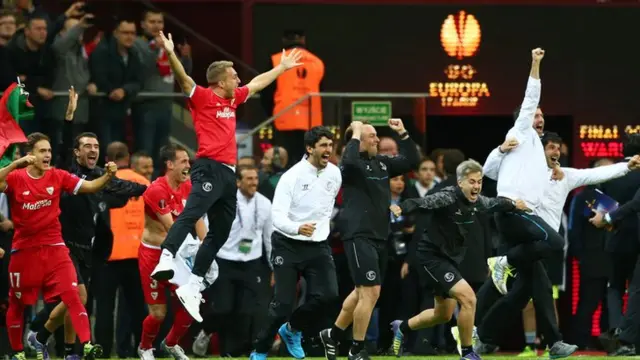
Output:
(319, 119), (419, 360)
(28, 101), (147, 359)
(388, 159), (520, 360)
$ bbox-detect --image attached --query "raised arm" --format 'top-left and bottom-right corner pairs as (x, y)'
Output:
(514, 48), (543, 133)
(382, 118), (420, 177)
(340, 121), (366, 170)
(246, 49), (303, 97)
(564, 161), (634, 191)
(483, 138), (519, 180)
(157, 31), (196, 96)
(476, 195), (517, 213)
(398, 188), (457, 214)
(0, 156), (35, 192)
(78, 162), (118, 194)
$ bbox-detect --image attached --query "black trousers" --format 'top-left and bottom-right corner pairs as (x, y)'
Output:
(254, 233), (339, 354)
(478, 261), (562, 345)
(211, 258), (266, 356)
(615, 254), (640, 345)
(495, 211), (564, 269)
(607, 251), (636, 330)
(571, 270), (608, 348)
(162, 158), (237, 277)
(93, 259), (146, 358)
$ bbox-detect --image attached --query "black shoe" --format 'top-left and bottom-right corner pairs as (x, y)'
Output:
(599, 328), (619, 354)
(610, 344), (636, 356)
(319, 329), (337, 360)
(347, 349), (370, 360)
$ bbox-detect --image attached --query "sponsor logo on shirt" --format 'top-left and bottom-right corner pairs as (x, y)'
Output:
(22, 199), (52, 210)
(216, 107), (235, 119)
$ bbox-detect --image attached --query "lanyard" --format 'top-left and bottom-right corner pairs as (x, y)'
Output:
(237, 197), (259, 231)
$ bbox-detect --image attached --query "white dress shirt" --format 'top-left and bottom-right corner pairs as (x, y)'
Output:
(484, 148), (629, 230)
(486, 76), (547, 211)
(414, 180), (437, 197)
(217, 190), (273, 263)
(271, 159), (342, 241)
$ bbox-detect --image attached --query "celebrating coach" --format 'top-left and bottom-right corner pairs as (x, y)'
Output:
(320, 118), (419, 360)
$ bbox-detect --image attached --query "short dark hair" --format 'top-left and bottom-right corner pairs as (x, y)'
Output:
(26, 14), (47, 28)
(443, 149), (466, 176)
(131, 151), (151, 165)
(159, 143), (188, 164)
(106, 141), (129, 162)
(541, 131), (563, 147)
(513, 104), (541, 121)
(418, 157), (435, 168)
(236, 165), (258, 181)
(25, 132), (50, 153)
(142, 9), (163, 20)
(0, 9), (15, 20)
(304, 126), (334, 155)
(624, 133), (640, 158)
(74, 132), (98, 150)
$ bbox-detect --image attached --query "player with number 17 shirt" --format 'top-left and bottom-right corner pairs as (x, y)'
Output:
(0, 133), (118, 360)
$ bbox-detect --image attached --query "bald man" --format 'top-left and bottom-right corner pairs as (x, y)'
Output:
(378, 137), (398, 156)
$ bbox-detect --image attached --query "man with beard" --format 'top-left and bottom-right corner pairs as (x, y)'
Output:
(250, 126), (341, 360)
(26, 88), (148, 360)
(475, 132), (639, 357)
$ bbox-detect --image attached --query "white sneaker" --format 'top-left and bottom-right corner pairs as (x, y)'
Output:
(163, 342), (189, 360)
(138, 347), (155, 360)
(192, 330), (211, 357)
(451, 326), (462, 356)
(490, 256), (512, 295)
(175, 283), (204, 322)
(151, 249), (176, 281)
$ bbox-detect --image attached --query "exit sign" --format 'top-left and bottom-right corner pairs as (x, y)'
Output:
(351, 101), (392, 126)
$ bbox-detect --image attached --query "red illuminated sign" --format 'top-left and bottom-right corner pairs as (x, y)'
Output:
(578, 124), (640, 158)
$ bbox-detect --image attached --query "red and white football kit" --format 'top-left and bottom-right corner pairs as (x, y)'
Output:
(139, 176), (192, 305)
(188, 85), (249, 164)
(3, 167), (93, 350)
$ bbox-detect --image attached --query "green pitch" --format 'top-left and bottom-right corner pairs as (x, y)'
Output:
(202, 357), (631, 360)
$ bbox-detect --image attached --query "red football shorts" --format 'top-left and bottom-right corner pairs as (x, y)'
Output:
(8, 245), (79, 305)
(138, 243), (176, 305)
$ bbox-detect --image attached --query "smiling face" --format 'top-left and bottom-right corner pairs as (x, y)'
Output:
(307, 136), (334, 169)
(544, 141), (562, 168)
(75, 136), (100, 169)
(167, 150), (191, 183)
(360, 125), (380, 157)
(458, 171), (483, 202)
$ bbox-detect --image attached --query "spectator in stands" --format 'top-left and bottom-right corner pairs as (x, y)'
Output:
(7, 14), (55, 139)
(2, 0), (48, 29)
(261, 30), (325, 163)
(258, 145), (288, 201)
(429, 148), (446, 182)
(51, 13), (95, 134)
(379, 136), (398, 156)
(89, 17), (142, 148)
(93, 141), (148, 358)
(0, 10), (16, 46)
(407, 157), (438, 197)
(131, 151), (154, 181)
(0, 10), (16, 90)
(133, 9), (192, 166)
(238, 155), (256, 167)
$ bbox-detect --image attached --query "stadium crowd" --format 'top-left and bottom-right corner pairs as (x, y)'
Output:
(0, 2), (638, 360)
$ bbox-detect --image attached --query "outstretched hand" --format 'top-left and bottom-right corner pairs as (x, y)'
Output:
(280, 48), (303, 70)
(157, 31), (175, 53)
(65, 86), (78, 121)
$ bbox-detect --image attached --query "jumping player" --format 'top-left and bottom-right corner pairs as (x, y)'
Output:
(0, 132), (118, 360)
(150, 30), (303, 322)
(138, 144), (208, 360)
